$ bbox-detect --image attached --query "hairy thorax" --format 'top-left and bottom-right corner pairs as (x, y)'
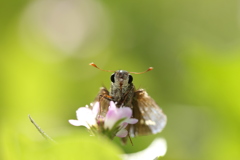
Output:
(110, 82), (135, 108)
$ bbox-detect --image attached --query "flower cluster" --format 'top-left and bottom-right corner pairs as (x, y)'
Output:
(69, 101), (138, 139)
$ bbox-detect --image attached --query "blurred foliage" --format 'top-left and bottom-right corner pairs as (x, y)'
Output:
(2, 127), (122, 160)
(1, 0), (240, 159)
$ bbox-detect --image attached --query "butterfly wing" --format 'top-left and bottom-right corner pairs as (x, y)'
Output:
(92, 87), (111, 117)
(129, 89), (167, 137)
(93, 87), (167, 138)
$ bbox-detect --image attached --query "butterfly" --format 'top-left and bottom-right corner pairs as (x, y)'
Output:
(90, 63), (167, 141)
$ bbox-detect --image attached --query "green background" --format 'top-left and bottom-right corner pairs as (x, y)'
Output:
(1, 0), (240, 159)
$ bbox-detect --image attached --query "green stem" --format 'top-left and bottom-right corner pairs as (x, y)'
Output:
(28, 115), (57, 143)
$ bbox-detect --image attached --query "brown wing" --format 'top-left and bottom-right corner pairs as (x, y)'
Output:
(92, 87), (111, 117)
(129, 89), (167, 137)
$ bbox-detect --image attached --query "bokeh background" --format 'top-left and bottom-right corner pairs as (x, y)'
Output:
(1, 0), (240, 159)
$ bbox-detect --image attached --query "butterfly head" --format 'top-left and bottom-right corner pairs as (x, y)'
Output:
(110, 70), (133, 88)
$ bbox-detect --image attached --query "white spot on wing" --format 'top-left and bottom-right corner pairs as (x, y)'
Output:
(145, 120), (156, 125)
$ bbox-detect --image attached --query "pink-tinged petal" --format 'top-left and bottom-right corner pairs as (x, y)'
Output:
(109, 101), (117, 111)
(104, 101), (124, 129)
(119, 122), (128, 129)
(119, 107), (132, 118)
(116, 129), (128, 137)
(104, 101), (137, 131)
(104, 109), (118, 129)
(126, 118), (138, 124)
(106, 109), (118, 119)
(119, 119), (138, 129)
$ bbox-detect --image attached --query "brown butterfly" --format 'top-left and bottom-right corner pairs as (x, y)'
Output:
(90, 63), (167, 140)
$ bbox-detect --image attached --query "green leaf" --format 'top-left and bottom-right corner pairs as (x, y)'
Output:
(2, 127), (123, 160)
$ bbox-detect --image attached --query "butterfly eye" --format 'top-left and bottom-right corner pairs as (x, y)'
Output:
(128, 75), (133, 84)
(110, 73), (115, 83)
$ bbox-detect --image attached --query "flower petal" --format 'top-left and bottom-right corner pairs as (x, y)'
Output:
(92, 102), (100, 117)
(68, 119), (89, 128)
(68, 120), (81, 126)
(76, 107), (93, 121)
(69, 106), (98, 129)
(120, 122), (128, 129)
(104, 108), (118, 129)
(109, 101), (117, 111)
(119, 107), (132, 118)
(126, 118), (138, 124)
(116, 129), (128, 137)
(104, 101), (137, 130)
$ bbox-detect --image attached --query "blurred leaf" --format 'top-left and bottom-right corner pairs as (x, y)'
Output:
(1, 127), (122, 160)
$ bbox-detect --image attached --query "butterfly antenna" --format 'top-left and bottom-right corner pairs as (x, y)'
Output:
(129, 67), (153, 74)
(89, 62), (115, 72)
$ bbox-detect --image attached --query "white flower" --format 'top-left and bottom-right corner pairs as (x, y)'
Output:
(69, 101), (138, 138)
(69, 103), (99, 129)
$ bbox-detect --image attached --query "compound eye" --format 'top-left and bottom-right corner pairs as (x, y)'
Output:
(110, 73), (115, 83)
(128, 75), (133, 84)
